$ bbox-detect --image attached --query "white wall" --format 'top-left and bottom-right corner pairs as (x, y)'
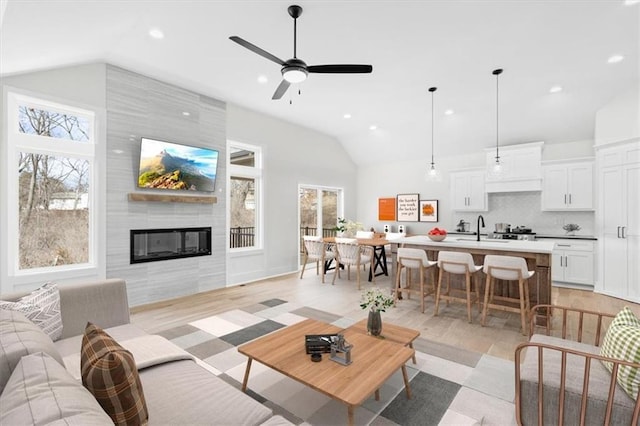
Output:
(226, 104), (357, 285)
(595, 85), (640, 146)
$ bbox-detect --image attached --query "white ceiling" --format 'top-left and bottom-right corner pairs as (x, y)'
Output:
(1, 0), (638, 166)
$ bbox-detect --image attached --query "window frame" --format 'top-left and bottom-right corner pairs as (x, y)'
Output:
(5, 91), (99, 278)
(228, 140), (263, 252)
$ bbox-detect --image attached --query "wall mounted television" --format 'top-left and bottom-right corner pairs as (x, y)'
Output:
(137, 138), (219, 193)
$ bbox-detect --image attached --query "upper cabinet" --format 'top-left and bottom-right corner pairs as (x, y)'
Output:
(485, 142), (543, 193)
(451, 169), (488, 211)
(541, 161), (594, 211)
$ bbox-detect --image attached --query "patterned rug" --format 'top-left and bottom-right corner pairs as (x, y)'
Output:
(156, 299), (516, 425)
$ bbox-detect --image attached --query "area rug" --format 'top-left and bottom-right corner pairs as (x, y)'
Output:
(156, 299), (517, 425)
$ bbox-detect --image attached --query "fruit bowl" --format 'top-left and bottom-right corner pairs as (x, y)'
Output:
(427, 234), (446, 242)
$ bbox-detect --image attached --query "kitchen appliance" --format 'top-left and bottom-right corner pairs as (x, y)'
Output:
(456, 220), (470, 232)
(494, 223), (511, 233)
(491, 225), (536, 241)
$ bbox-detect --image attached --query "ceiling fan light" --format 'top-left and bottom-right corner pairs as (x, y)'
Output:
(283, 67), (308, 83)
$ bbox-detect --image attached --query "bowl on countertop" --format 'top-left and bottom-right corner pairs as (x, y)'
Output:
(427, 234), (447, 242)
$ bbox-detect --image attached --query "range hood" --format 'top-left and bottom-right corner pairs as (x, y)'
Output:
(484, 142), (543, 193)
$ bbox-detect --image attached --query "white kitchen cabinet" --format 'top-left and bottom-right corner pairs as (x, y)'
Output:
(451, 170), (487, 211)
(541, 161), (594, 211)
(547, 239), (595, 286)
(596, 141), (640, 303)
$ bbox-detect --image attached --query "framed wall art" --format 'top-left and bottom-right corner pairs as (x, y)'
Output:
(396, 193), (419, 222)
(378, 197), (396, 221)
(419, 200), (438, 222)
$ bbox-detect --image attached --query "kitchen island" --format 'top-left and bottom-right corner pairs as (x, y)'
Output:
(391, 236), (555, 325)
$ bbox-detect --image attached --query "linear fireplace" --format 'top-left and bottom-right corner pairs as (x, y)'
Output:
(130, 227), (211, 264)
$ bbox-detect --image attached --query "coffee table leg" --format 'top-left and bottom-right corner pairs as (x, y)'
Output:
(409, 342), (417, 364)
(347, 405), (355, 426)
(401, 365), (412, 399)
(375, 389), (380, 401)
(241, 358), (253, 392)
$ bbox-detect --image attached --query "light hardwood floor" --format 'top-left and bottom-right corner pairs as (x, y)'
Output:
(131, 268), (639, 361)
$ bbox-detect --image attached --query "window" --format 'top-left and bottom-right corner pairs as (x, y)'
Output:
(229, 142), (262, 250)
(6, 92), (97, 274)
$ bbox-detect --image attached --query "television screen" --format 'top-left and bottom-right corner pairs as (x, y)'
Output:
(137, 138), (219, 192)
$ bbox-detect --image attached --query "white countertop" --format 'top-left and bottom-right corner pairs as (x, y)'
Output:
(394, 235), (556, 254)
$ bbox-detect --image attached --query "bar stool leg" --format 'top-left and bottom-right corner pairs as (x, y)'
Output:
(518, 277), (527, 335)
(419, 266), (425, 313)
(465, 271), (472, 323)
(481, 273), (492, 327)
(434, 269), (443, 316)
(394, 264), (402, 305)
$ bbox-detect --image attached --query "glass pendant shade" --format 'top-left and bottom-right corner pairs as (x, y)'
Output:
(425, 164), (442, 182)
(487, 159), (503, 179)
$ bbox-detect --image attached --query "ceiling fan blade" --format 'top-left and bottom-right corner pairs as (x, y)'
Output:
(272, 80), (291, 100)
(229, 36), (286, 66)
(307, 64), (373, 74)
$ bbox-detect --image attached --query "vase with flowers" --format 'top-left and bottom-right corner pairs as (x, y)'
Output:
(360, 287), (394, 336)
(334, 217), (364, 238)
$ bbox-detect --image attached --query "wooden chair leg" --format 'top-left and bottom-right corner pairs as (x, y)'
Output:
(481, 274), (492, 327)
(300, 253), (308, 279)
(474, 273), (482, 313)
(434, 269), (443, 316)
(394, 264), (403, 305)
(316, 260), (319, 275)
(419, 266), (425, 313)
(518, 278), (527, 335)
(332, 261), (339, 285)
(465, 272), (472, 323)
(356, 264), (361, 290)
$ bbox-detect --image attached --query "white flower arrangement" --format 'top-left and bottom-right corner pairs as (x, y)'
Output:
(334, 217), (364, 237)
(360, 287), (394, 313)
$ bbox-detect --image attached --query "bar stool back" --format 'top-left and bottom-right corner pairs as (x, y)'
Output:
(435, 251), (483, 323)
(481, 255), (534, 335)
(394, 248), (436, 313)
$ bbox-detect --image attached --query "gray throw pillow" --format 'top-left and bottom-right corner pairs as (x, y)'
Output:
(0, 309), (64, 394)
(0, 282), (63, 341)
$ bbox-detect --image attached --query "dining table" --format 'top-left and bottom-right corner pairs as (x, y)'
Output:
(324, 236), (389, 281)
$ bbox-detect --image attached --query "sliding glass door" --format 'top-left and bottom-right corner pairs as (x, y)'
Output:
(299, 185), (342, 258)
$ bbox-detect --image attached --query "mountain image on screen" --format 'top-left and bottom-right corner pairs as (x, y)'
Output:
(137, 140), (217, 192)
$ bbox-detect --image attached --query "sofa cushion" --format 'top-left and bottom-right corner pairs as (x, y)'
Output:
(81, 322), (148, 425)
(0, 282), (63, 341)
(139, 359), (273, 425)
(0, 309), (64, 394)
(0, 352), (112, 425)
(600, 306), (640, 399)
(520, 334), (636, 425)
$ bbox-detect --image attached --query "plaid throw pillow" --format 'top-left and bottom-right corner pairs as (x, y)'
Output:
(81, 322), (148, 425)
(0, 282), (63, 341)
(600, 307), (640, 399)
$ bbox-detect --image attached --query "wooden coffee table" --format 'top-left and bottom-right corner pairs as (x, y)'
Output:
(238, 319), (414, 426)
(346, 318), (420, 364)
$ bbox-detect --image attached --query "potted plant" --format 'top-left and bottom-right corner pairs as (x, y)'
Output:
(360, 287), (394, 336)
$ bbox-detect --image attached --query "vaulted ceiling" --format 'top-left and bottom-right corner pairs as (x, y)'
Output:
(1, 0), (638, 166)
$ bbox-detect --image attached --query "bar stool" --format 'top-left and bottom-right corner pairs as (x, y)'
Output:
(394, 248), (437, 313)
(435, 251), (483, 323)
(481, 255), (534, 335)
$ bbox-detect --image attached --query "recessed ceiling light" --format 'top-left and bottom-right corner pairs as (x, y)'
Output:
(343, 113), (352, 119)
(608, 54), (624, 64)
(549, 85), (563, 93)
(369, 125), (377, 130)
(182, 111), (190, 116)
(624, 0), (639, 5)
(148, 28), (164, 39)
(444, 109), (454, 115)
(257, 75), (268, 84)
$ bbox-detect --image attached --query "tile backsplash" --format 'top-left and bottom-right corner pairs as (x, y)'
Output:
(453, 192), (595, 236)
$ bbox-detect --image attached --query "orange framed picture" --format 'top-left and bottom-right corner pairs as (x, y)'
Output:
(419, 200), (438, 222)
(378, 197), (396, 221)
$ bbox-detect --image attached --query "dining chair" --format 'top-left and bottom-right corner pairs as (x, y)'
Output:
(300, 236), (335, 283)
(332, 237), (374, 289)
(481, 255), (534, 335)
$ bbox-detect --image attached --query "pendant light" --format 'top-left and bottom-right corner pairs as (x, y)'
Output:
(488, 68), (504, 179)
(425, 86), (442, 182)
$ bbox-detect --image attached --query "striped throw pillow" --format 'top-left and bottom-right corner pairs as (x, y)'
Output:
(0, 282), (63, 341)
(600, 307), (640, 399)
(81, 322), (148, 425)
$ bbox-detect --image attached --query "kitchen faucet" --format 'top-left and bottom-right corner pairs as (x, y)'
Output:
(477, 215), (485, 242)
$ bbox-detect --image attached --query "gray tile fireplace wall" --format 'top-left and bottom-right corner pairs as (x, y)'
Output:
(106, 65), (226, 307)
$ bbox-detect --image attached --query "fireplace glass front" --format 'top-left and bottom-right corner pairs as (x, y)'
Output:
(130, 227), (211, 264)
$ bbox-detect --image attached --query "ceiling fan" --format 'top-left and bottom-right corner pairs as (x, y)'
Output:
(229, 4), (373, 100)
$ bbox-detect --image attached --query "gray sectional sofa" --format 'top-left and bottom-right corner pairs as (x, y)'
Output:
(0, 278), (292, 425)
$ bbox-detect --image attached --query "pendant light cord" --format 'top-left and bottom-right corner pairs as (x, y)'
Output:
(428, 87), (437, 168)
(493, 69), (503, 162)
